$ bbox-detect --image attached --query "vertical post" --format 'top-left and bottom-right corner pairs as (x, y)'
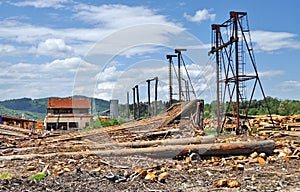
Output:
(169, 57), (172, 106)
(146, 79), (151, 116)
(232, 12), (240, 133)
(213, 24), (222, 135)
(126, 91), (130, 119)
(154, 77), (158, 115)
(177, 51), (182, 102)
(166, 55), (177, 107)
(132, 87), (136, 119)
(175, 49), (186, 103)
(136, 85), (140, 118)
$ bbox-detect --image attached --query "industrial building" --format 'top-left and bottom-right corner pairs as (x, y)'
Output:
(45, 97), (93, 130)
(0, 115), (36, 129)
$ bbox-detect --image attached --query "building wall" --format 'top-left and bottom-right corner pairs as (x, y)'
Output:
(45, 115), (92, 130)
(45, 98), (92, 131)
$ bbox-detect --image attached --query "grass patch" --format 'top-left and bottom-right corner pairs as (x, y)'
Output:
(0, 173), (12, 180)
(204, 128), (218, 136)
(84, 118), (125, 131)
(30, 172), (46, 180)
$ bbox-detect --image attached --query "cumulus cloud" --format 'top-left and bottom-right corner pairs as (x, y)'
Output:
(11, 0), (70, 9)
(36, 38), (74, 58)
(184, 9), (216, 23)
(251, 30), (300, 52)
(0, 57), (88, 100)
(74, 4), (177, 28)
(0, 3), (184, 58)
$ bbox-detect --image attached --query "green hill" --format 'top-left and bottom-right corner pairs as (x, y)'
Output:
(0, 97), (110, 120)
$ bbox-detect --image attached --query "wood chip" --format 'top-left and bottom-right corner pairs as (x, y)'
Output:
(258, 157), (266, 165)
(26, 165), (35, 171)
(227, 180), (241, 188)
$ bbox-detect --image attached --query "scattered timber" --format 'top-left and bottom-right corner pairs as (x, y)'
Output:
(0, 140), (275, 160)
(89, 135), (216, 149)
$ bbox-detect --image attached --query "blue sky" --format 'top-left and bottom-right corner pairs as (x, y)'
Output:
(0, 0), (300, 103)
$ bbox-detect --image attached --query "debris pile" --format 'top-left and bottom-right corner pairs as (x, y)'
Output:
(0, 100), (299, 191)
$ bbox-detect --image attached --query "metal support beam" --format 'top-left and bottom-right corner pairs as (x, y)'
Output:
(132, 87), (136, 119)
(166, 54), (177, 107)
(135, 85), (140, 119)
(175, 49), (186, 102)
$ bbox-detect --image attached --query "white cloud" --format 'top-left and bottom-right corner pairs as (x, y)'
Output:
(258, 70), (285, 79)
(0, 3), (184, 58)
(251, 30), (300, 52)
(0, 44), (16, 54)
(184, 9), (216, 23)
(11, 0), (70, 9)
(0, 57), (86, 100)
(74, 4), (177, 28)
(36, 38), (74, 58)
(277, 80), (300, 91)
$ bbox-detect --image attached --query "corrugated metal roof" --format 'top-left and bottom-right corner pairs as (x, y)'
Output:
(48, 98), (90, 109)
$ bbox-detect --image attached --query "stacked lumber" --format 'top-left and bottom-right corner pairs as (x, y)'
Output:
(220, 114), (300, 132)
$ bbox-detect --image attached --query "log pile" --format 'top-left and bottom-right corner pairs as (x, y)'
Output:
(0, 100), (281, 162)
(220, 114), (300, 132)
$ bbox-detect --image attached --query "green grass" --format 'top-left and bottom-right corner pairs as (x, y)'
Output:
(0, 173), (12, 180)
(30, 172), (46, 180)
(84, 118), (125, 131)
(204, 128), (218, 136)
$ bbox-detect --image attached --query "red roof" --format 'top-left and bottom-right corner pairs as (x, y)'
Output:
(48, 98), (90, 109)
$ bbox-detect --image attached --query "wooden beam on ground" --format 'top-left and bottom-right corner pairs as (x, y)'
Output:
(89, 135), (215, 149)
(0, 140), (275, 160)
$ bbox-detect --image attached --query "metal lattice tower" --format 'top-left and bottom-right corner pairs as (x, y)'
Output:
(209, 11), (273, 134)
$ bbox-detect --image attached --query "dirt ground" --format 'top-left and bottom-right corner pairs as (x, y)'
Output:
(0, 133), (299, 192)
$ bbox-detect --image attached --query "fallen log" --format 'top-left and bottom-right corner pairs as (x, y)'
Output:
(88, 135), (215, 149)
(0, 140), (275, 160)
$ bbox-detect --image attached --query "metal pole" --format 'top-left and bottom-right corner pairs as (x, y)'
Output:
(126, 91), (130, 119)
(166, 55), (177, 107)
(175, 49), (186, 103)
(177, 51), (181, 102)
(146, 79), (151, 116)
(154, 77), (158, 115)
(233, 12), (240, 133)
(135, 85), (140, 118)
(132, 87), (136, 119)
(169, 57), (172, 106)
(213, 24), (222, 135)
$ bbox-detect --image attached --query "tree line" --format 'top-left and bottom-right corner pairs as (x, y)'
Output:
(204, 97), (300, 118)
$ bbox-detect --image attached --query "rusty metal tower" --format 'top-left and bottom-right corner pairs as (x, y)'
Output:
(209, 11), (273, 134)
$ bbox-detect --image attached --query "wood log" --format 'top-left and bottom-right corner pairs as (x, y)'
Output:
(0, 140), (275, 160)
(0, 129), (28, 138)
(88, 135), (215, 149)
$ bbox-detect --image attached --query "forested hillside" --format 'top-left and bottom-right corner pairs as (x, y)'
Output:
(0, 97), (109, 120)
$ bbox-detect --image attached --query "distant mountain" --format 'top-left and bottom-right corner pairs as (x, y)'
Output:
(0, 97), (48, 114)
(0, 97), (110, 120)
(0, 105), (45, 120)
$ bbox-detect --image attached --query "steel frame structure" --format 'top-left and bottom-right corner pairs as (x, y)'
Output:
(209, 11), (273, 134)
